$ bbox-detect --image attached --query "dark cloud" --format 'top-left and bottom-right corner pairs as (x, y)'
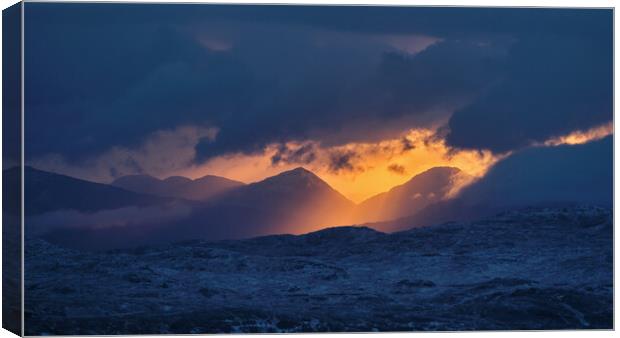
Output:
(194, 38), (503, 162)
(26, 4), (610, 39)
(445, 32), (613, 152)
(375, 39), (508, 115)
(328, 150), (360, 173)
(25, 22), (228, 159)
(23, 4), (611, 165)
(112, 157), (145, 179)
(459, 136), (613, 207)
(401, 138), (415, 152)
(270, 143), (317, 166)
(387, 164), (407, 175)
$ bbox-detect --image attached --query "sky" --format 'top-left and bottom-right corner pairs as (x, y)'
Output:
(22, 4), (613, 202)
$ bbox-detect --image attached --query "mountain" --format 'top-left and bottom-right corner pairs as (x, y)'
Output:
(212, 167), (356, 234)
(354, 167), (471, 223)
(371, 136), (614, 233)
(111, 173), (244, 201)
(4, 166), (169, 216)
(25, 166), (356, 249)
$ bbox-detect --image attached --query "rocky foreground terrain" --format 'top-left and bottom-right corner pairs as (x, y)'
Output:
(24, 205), (612, 334)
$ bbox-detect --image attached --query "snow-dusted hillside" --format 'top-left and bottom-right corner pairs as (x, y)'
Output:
(24, 205), (612, 334)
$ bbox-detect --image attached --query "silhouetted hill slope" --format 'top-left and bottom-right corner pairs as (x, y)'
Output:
(4, 166), (169, 216)
(372, 136), (613, 232)
(28, 167), (357, 249)
(112, 173), (244, 201)
(213, 167), (356, 233)
(216, 226), (386, 257)
(355, 167), (470, 223)
(22, 134), (612, 249)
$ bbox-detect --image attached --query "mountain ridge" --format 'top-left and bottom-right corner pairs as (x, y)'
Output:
(112, 172), (244, 201)
(212, 166), (356, 234)
(5, 166), (170, 216)
(353, 166), (471, 224)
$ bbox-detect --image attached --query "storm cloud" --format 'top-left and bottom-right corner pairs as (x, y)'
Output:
(270, 143), (317, 166)
(458, 136), (613, 207)
(387, 164), (407, 175)
(445, 33), (613, 152)
(24, 4), (612, 172)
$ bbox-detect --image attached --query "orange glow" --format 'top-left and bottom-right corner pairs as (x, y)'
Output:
(541, 121), (613, 147)
(175, 128), (503, 203)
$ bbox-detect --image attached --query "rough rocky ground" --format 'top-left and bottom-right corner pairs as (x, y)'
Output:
(24, 205), (612, 334)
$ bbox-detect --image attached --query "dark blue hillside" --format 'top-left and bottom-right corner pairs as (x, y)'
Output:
(3, 166), (170, 216)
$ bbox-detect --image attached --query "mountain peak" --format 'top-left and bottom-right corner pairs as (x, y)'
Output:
(212, 166), (355, 233)
(415, 166), (461, 177)
(257, 167), (337, 193)
(354, 166), (468, 225)
(112, 172), (243, 201)
(398, 166), (462, 189)
(268, 167), (321, 181)
(194, 174), (244, 185)
(287, 166), (314, 175)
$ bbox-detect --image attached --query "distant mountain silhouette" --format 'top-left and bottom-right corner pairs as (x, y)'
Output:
(13, 165), (484, 247)
(371, 136), (614, 232)
(23, 166), (358, 249)
(4, 166), (169, 216)
(212, 167), (356, 234)
(112, 173), (244, 201)
(354, 167), (471, 223)
(25, 139), (611, 250)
